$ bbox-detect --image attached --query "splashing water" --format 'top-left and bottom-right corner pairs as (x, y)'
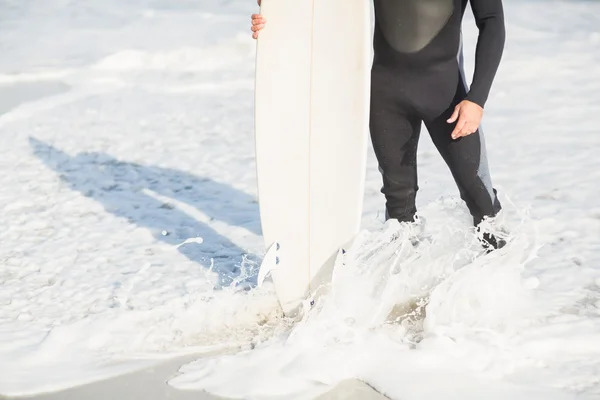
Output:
(168, 199), (597, 400)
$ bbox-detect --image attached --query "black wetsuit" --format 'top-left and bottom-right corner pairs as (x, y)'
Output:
(370, 0), (505, 226)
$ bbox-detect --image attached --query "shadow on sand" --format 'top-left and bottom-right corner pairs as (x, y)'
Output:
(29, 137), (262, 288)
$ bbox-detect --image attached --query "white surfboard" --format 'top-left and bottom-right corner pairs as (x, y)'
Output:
(254, 0), (372, 316)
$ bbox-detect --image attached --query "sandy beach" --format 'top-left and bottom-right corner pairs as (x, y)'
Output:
(14, 353), (389, 400)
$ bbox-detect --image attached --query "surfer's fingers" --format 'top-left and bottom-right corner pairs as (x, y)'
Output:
(251, 16), (266, 28)
(451, 118), (467, 140)
(455, 125), (469, 138)
(455, 122), (477, 138)
(447, 104), (460, 123)
(463, 123), (478, 136)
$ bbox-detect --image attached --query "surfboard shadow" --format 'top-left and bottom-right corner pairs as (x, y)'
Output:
(28, 137), (261, 289)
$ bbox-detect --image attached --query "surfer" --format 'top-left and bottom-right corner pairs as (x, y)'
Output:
(250, 0), (506, 250)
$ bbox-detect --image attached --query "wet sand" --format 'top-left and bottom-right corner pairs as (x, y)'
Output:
(11, 353), (390, 400)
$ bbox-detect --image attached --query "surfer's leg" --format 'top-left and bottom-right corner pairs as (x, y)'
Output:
(423, 73), (501, 227)
(370, 66), (422, 223)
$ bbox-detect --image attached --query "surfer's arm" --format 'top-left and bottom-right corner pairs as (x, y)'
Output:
(466, 0), (506, 108)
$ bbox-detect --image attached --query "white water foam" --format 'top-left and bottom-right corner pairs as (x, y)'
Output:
(169, 200), (600, 399)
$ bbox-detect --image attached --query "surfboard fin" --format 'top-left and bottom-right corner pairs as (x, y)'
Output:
(334, 248), (346, 270)
(298, 247), (347, 317)
(257, 241), (280, 286)
(331, 247), (346, 283)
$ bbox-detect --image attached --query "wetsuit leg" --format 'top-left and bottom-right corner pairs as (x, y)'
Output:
(369, 66), (422, 223)
(423, 67), (502, 225)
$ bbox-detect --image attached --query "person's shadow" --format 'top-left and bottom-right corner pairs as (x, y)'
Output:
(29, 137), (262, 289)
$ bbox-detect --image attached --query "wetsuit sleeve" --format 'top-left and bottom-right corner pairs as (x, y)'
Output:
(465, 0), (506, 108)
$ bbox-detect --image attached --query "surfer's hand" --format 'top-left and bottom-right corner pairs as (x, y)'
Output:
(447, 100), (483, 139)
(251, 11), (266, 39)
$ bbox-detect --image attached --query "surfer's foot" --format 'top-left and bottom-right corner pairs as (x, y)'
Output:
(386, 215), (428, 246)
(479, 231), (506, 252)
(476, 222), (508, 252)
